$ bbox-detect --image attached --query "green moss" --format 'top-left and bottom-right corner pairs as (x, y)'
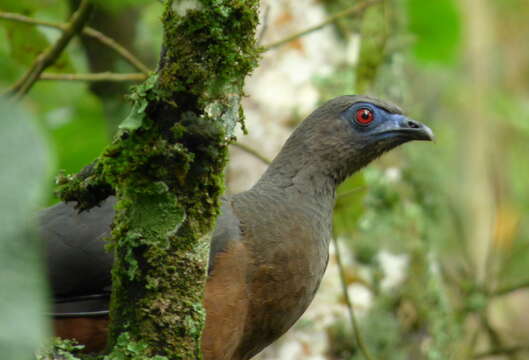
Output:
(104, 333), (168, 360)
(101, 114), (228, 357)
(37, 338), (84, 360)
(157, 0), (260, 125)
(56, 162), (113, 211)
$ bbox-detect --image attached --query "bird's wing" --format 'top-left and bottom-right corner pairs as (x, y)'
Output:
(41, 197), (116, 315)
(208, 197), (243, 274)
(42, 195), (243, 317)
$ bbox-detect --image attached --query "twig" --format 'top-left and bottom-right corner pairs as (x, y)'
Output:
(82, 26), (150, 74)
(332, 236), (377, 360)
(40, 72), (147, 82)
(461, 325), (481, 360)
(257, 5), (270, 45)
(491, 279), (529, 297)
(5, 0), (93, 100)
(263, 0), (383, 51)
(0, 11), (151, 74)
(479, 308), (502, 349)
(336, 187), (366, 200)
(475, 345), (529, 359)
(231, 142), (272, 165)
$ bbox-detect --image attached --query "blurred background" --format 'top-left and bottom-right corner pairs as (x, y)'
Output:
(1, 0), (529, 359)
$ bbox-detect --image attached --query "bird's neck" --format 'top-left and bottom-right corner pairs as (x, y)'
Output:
(255, 138), (363, 190)
(253, 149), (359, 210)
(256, 161), (336, 202)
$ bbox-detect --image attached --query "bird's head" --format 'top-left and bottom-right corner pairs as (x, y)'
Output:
(270, 95), (434, 186)
(335, 95), (433, 150)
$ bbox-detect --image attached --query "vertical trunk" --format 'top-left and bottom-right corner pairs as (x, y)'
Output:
(460, 0), (495, 283)
(58, 0), (260, 358)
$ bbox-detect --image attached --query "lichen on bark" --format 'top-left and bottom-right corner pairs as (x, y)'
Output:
(56, 0), (260, 358)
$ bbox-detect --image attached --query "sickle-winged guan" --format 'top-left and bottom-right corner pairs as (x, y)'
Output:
(41, 95), (433, 359)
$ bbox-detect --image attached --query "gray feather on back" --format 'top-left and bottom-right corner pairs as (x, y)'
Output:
(41, 197), (116, 298)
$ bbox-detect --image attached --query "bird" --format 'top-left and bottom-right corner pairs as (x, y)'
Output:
(41, 95), (433, 359)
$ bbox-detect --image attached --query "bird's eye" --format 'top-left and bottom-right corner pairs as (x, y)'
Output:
(355, 108), (374, 125)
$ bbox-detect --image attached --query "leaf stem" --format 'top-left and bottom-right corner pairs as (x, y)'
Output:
(263, 0), (383, 51)
(332, 236), (377, 360)
(39, 72), (147, 82)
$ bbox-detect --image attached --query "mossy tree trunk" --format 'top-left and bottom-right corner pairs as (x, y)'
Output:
(57, 0), (260, 358)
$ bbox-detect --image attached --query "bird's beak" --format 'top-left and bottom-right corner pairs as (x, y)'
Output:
(374, 114), (434, 142)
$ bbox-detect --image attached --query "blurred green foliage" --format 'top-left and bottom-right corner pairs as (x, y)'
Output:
(406, 0), (461, 65)
(320, 0), (529, 359)
(0, 0), (164, 203)
(0, 98), (51, 359)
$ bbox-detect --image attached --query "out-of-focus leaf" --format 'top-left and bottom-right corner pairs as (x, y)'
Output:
(0, 3), (74, 73)
(0, 26), (23, 85)
(44, 91), (108, 175)
(135, 1), (163, 66)
(0, 0), (38, 13)
(0, 98), (52, 359)
(27, 80), (108, 204)
(406, 0), (461, 64)
(6, 22), (74, 73)
(4, 22), (49, 67)
(333, 173), (366, 237)
(2, 23), (74, 73)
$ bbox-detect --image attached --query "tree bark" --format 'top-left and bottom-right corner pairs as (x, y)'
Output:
(57, 0), (260, 358)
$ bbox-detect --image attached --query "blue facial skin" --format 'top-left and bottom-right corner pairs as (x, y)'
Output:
(342, 102), (434, 142)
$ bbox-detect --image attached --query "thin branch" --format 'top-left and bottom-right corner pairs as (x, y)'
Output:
(0, 11), (151, 74)
(491, 279), (529, 297)
(336, 187), (366, 200)
(263, 0), (383, 51)
(82, 27), (151, 74)
(257, 4), (271, 45)
(461, 324), (481, 360)
(231, 142), (272, 165)
(475, 345), (529, 359)
(40, 72), (147, 82)
(332, 236), (377, 360)
(479, 308), (503, 349)
(5, 0), (93, 100)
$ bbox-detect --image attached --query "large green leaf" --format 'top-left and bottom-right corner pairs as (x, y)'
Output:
(22, 79), (109, 204)
(0, 0), (38, 13)
(46, 91), (109, 175)
(406, 0), (461, 65)
(3, 22), (74, 73)
(0, 1), (74, 73)
(0, 98), (52, 359)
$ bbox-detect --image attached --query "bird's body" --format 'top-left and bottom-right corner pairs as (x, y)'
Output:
(42, 95), (433, 359)
(204, 176), (334, 359)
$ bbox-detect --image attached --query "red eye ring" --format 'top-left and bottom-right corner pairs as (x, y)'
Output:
(355, 108), (374, 125)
